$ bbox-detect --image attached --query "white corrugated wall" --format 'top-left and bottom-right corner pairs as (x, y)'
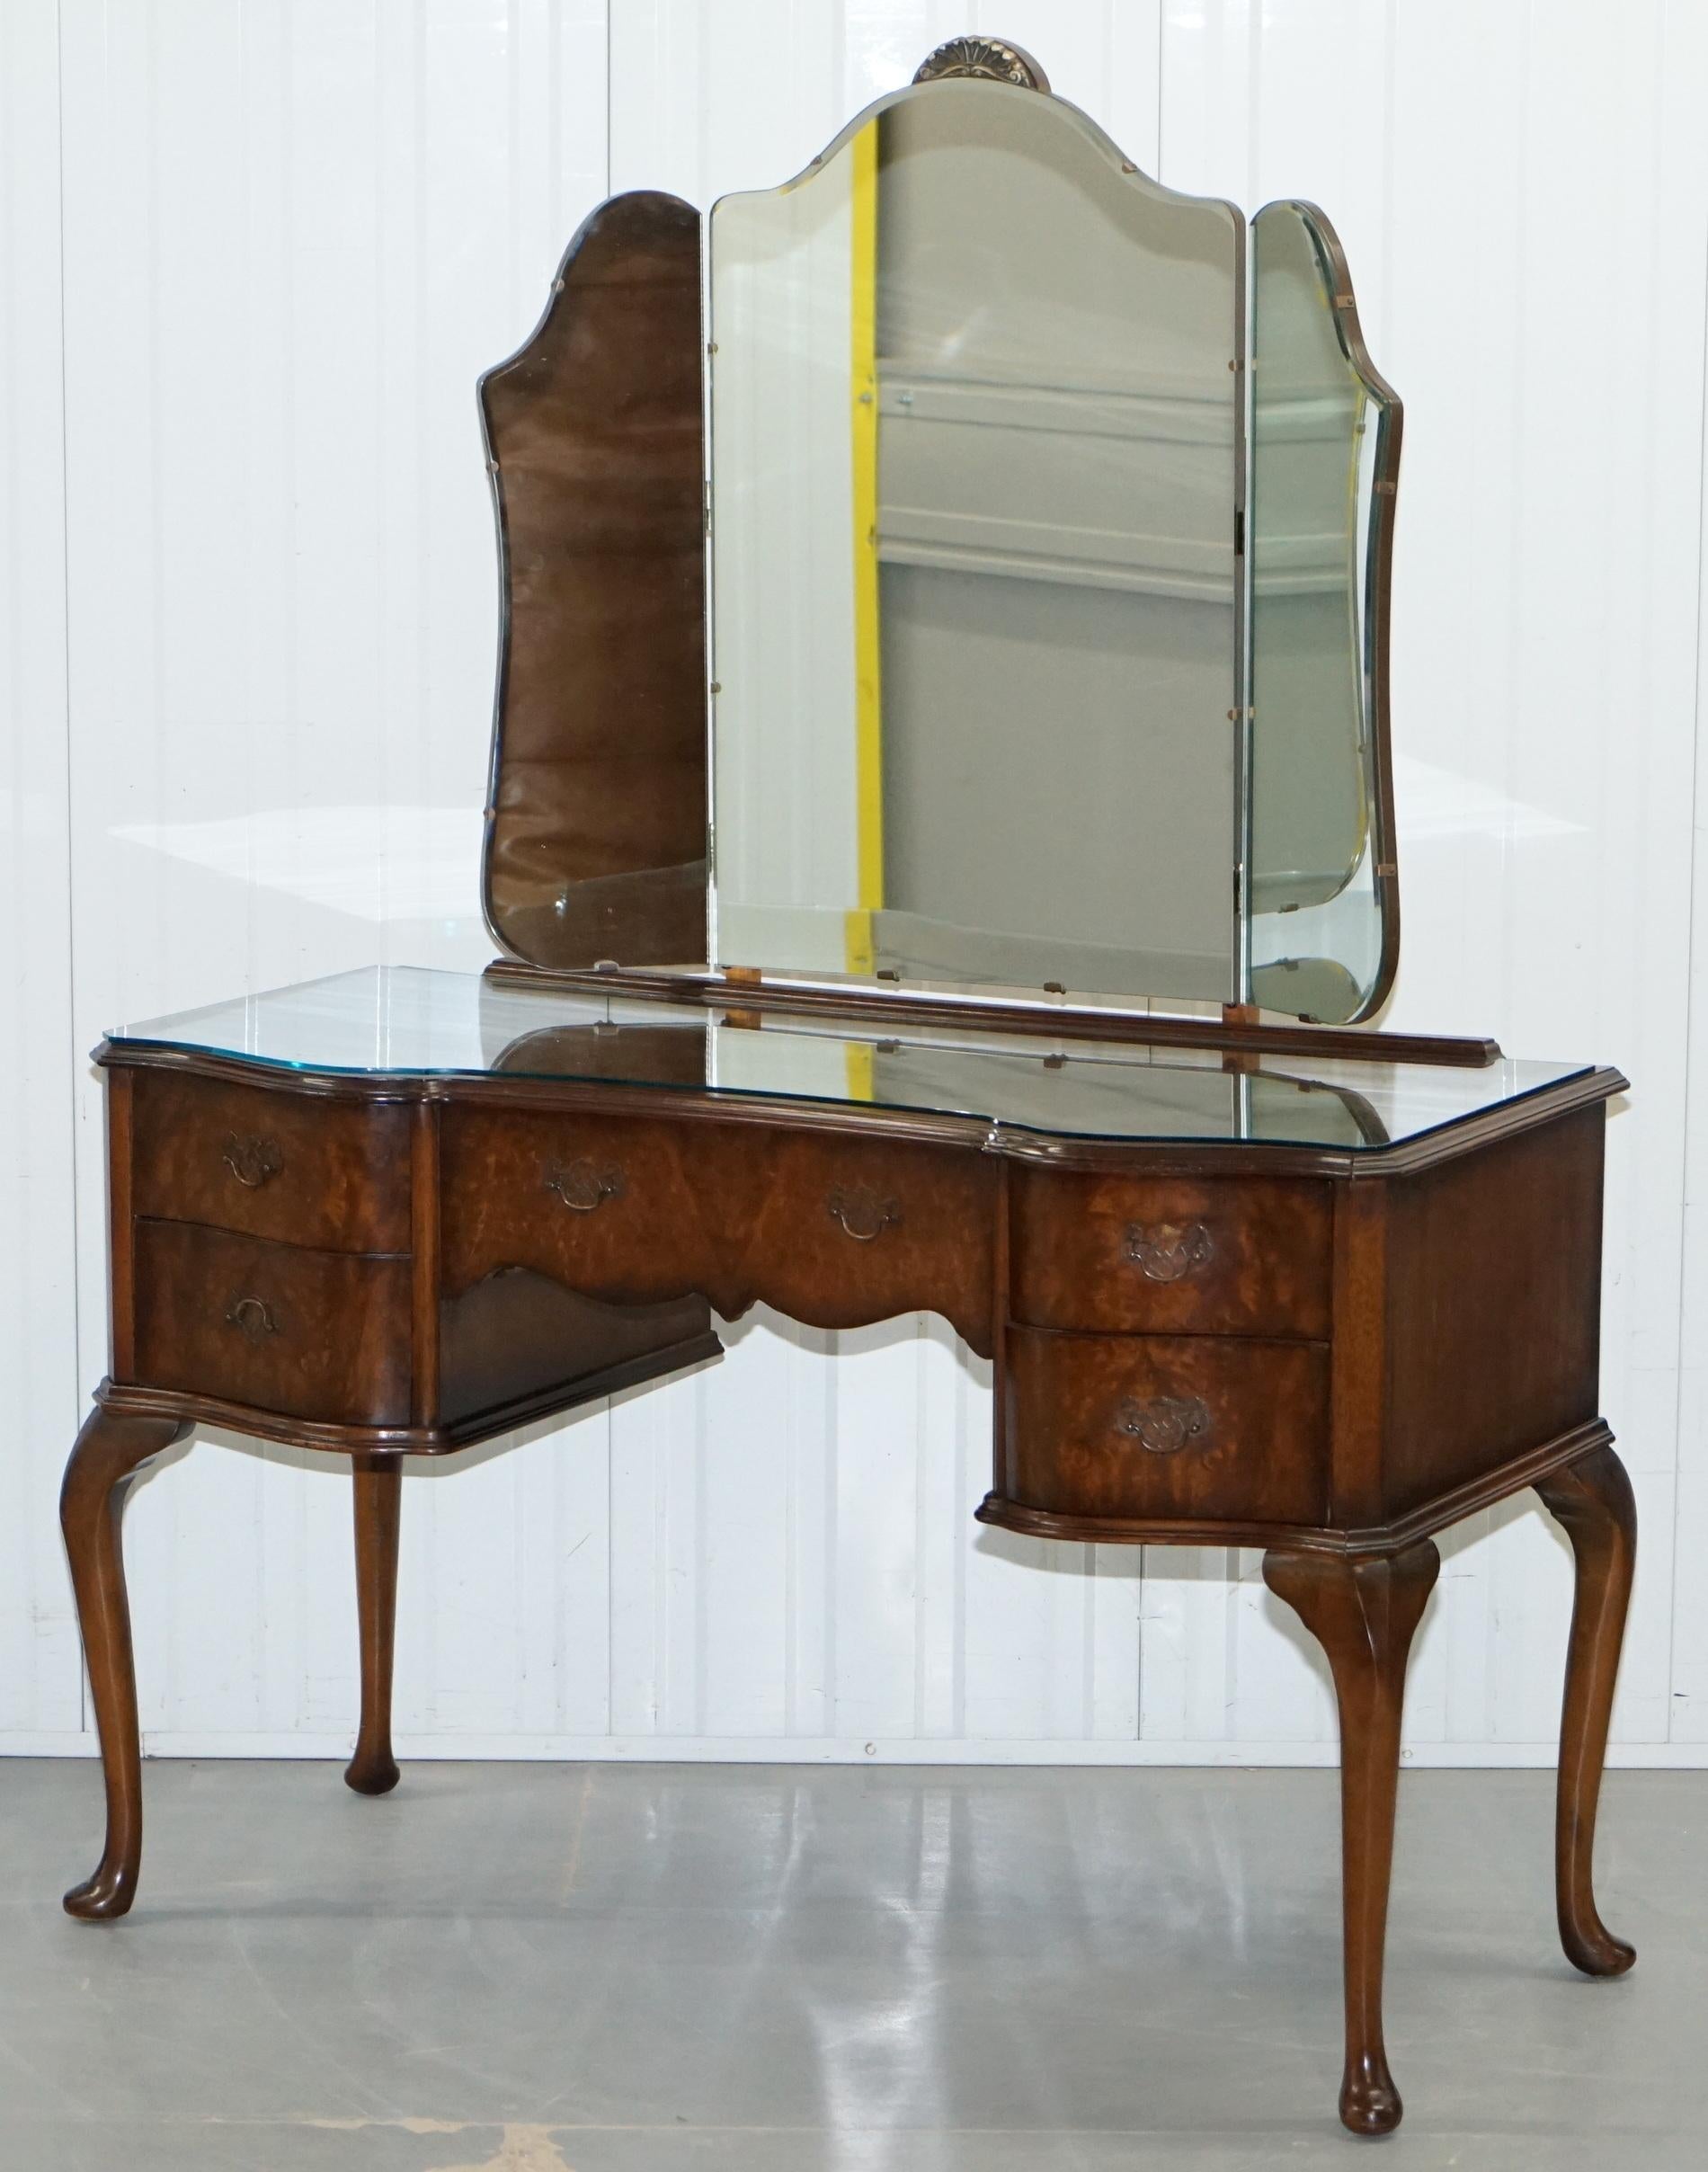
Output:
(3, 0), (1706, 1767)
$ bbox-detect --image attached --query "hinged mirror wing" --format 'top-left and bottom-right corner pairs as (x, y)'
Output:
(1248, 200), (1402, 1023)
(480, 191), (708, 971)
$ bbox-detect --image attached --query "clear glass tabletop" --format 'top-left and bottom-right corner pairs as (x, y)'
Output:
(108, 966), (1596, 1153)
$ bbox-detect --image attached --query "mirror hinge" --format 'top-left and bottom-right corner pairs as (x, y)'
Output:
(1234, 506), (1244, 556)
(703, 480), (713, 537)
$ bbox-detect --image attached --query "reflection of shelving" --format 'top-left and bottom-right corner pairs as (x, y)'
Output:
(1250, 387), (1365, 597)
(870, 342), (1240, 997)
(876, 362), (1235, 601)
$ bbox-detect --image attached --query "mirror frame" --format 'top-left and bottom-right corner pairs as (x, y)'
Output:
(478, 36), (1402, 1034)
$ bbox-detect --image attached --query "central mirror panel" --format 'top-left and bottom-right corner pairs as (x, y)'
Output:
(707, 80), (1243, 1001)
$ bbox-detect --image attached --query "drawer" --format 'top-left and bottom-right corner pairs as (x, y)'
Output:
(1002, 1326), (1329, 1526)
(440, 1108), (715, 1300)
(131, 1071), (410, 1252)
(440, 1108), (997, 1355)
(1009, 1168), (1331, 1338)
(130, 1219), (411, 1426)
(741, 1131), (996, 1351)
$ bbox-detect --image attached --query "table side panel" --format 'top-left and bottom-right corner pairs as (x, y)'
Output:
(107, 1068), (138, 1382)
(1327, 1179), (1388, 1527)
(1376, 1103), (1606, 1519)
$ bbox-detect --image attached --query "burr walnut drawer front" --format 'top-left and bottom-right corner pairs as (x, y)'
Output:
(440, 1108), (727, 1299)
(130, 1219), (411, 1426)
(743, 1130), (996, 1349)
(1002, 1327), (1330, 1527)
(439, 1108), (997, 1353)
(1008, 1168), (1331, 1339)
(129, 1071), (411, 1252)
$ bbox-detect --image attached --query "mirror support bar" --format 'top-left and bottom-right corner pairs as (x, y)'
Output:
(484, 959), (1501, 1071)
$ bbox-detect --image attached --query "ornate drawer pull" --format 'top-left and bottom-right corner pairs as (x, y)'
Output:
(1123, 1220), (1214, 1283)
(827, 1184), (902, 1242)
(544, 1159), (626, 1212)
(1116, 1394), (1211, 1455)
(225, 1295), (279, 1344)
(222, 1134), (283, 1189)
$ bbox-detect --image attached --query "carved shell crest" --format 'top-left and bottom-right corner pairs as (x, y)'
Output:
(913, 36), (1050, 93)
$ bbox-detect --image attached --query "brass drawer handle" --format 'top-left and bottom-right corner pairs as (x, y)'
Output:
(827, 1184), (902, 1242)
(545, 1159), (626, 1212)
(222, 1134), (283, 1189)
(225, 1295), (279, 1344)
(1123, 1220), (1214, 1282)
(1116, 1394), (1211, 1455)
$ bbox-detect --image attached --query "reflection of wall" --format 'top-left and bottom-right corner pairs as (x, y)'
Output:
(709, 156), (861, 971)
(1251, 850), (1381, 1023)
(877, 571), (1235, 992)
(871, 89), (1238, 999)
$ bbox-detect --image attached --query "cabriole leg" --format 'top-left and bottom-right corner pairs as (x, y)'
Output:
(1535, 1443), (1637, 1978)
(1262, 1540), (1440, 2137)
(61, 1403), (188, 1921)
(344, 1454), (404, 1795)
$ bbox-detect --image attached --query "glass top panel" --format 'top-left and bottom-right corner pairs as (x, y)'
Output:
(110, 968), (1590, 1153)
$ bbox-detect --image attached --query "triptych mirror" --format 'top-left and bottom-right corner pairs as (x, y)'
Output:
(482, 38), (1401, 1027)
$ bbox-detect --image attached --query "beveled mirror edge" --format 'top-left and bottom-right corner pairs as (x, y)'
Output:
(702, 61), (1249, 1008)
(1250, 198), (1404, 1025)
(705, 57), (1244, 235)
(477, 208), (582, 975)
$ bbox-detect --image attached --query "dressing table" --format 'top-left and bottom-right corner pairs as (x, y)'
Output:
(62, 36), (1635, 2142)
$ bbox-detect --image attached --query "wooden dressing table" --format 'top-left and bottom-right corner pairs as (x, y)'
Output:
(63, 36), (1636, 2144)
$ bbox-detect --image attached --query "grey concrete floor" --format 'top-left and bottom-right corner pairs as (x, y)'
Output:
(0, 1761), (1700, 2170)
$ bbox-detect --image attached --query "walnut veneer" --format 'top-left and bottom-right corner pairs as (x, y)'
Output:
(64, 1032), (1634, 2139)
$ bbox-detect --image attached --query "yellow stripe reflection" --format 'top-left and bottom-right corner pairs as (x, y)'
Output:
(846, 116), (883, 1028)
